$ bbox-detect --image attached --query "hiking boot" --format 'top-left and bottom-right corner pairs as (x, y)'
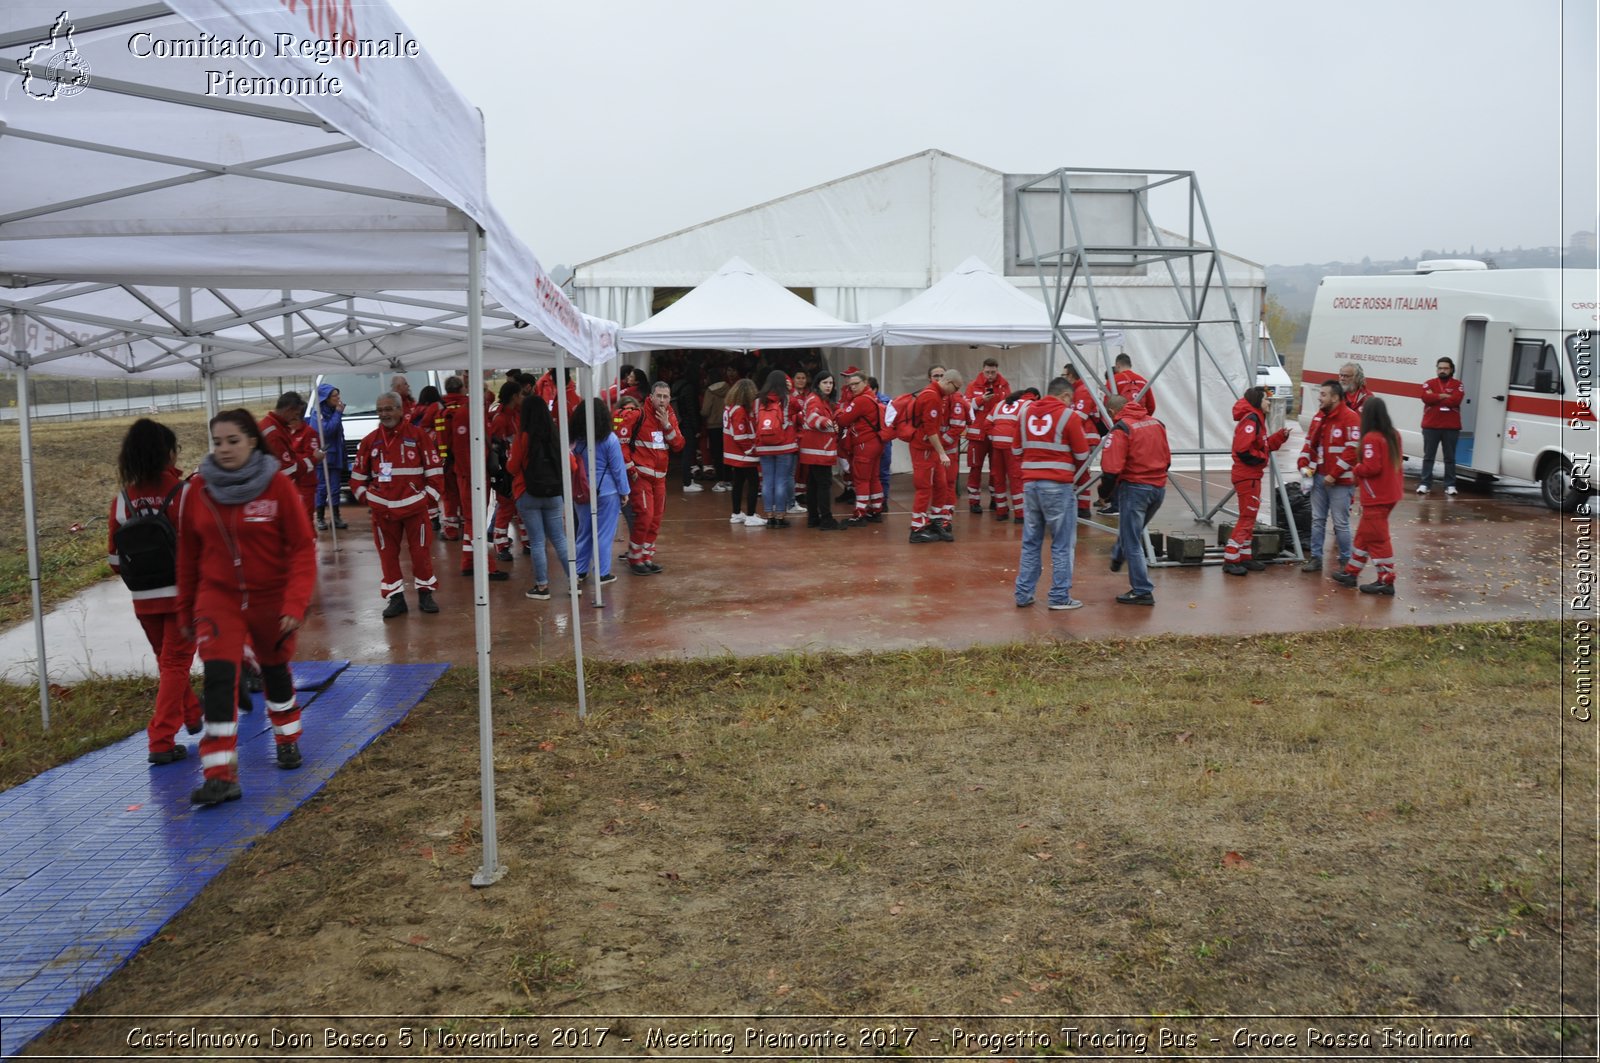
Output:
(937, 521), (954, 542)
(629, 562), (654, 575)
(1360, 580), (1396, 596)
(1243, 559), (1267, 572)
(969, 502), (983, 515)
(1301, 556), (1323, 574)
(316, 516), (329, 531)
(1116, 591), (1156, 606)
(644, 561), (664, 573)
(496, 548), (513, 563)
(332, 510), (348, 530)
(417, 590), (439, 613)
(382, 593), (408, 619)
(909, 527), (941, 543)
(147, 746), (187, 765)
(190, 777), (242, 806)
(1223, 563), (1249, 576)
(276, 741), (302, 770)
(1331, 572), (1359, 588)
(487, 570), (510, 582)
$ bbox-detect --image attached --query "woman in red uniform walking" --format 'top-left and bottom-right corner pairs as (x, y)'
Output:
(1334, 396), (1403, 596)
(109, 418), (202, 764)
(177, 409), (317, 806)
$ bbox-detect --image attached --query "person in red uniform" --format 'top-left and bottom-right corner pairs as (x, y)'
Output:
(176, 409), (316, 806)
(1334, 397), (1403, 595)
(435, 376), (468, 540)
(963, 358), (1011, 513)
(788, 369), (810, 509)
(938, 370), (968, 529)
(439, 382), (508, 582)
(391, 374), (417, 418)
(1064, 364), (1106, 518)
(1223, 386), (1291, 576)
(536, 367), (582, 419)
(837, 371), (885, 525)
(751, 372), (796, 526)
(1338, 363), (1371, 415)
(799, 372), (847, 531)
(1296, 379), (1359, 574)
(287, 412), (322, 525)
(1101, 395), (1170, 606)
(619, 380), (685, 572)
(908, 369), (958, 543)
(351, 391), (446, 618)
(489, 379), (526, 561)
(259, 392), (315, 486)
(1012, 376), (1093, 609)
(1098, 353), (1156, 514)
(110, 418), (202, 764)
(721, 378), (762, 525)
(988, 387), (1035, 523)
(1418, 356), (1464, 495)
(410, 384), (445, 529)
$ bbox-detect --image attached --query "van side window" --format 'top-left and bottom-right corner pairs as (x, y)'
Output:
(1509, 339), (1562, 394)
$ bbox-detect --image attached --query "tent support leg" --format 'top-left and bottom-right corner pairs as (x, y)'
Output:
(468, 226), (506, 889)
(585, 363), (604, 610)
(554, 347), (589, 720)
(12, 330), (49, 730)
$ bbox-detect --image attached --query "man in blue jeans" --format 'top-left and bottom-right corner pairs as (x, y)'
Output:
(1100, 395), (1170, 606)
(1013, 377), (1092, 610)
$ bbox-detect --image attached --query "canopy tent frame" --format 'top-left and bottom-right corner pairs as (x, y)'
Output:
(2, 0), (620, 892)
(1014, 167), (1305, 567)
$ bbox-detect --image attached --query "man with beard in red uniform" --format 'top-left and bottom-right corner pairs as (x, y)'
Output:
(964, 357), (1010, 513)
(620, 381), (685, 573)
(435, 376), (468, 541)
(908, 369), (958, 543)
(351, 392), (445, 618)
(836, 371), (885, 524)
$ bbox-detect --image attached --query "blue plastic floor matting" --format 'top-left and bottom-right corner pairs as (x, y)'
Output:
(0, 661), (449, 1059)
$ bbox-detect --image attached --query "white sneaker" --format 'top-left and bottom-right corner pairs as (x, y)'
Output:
(729, 512), (746, 524)
(742, 514), (767, 527)
(788, 501), (806, 513)
(1415, 484), (1428, 494)
(683, 482), (704, 493)
(1445, 485), (1457, 496)
(711, 482), (731, 492)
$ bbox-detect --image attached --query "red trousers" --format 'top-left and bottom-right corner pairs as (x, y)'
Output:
(452, 468), (500, 574)
(849, 436), (883, 516)
(372, 508), (438, 597)
(966, 439), (1002, 503)
(909, 449), (955, 528)
(492, 495), (523, 550)
(191, 592), (300, 781)
(138, 612), (200, 753)
(439, 461), (462, 539)
(1347, 502), (1396, 583)
(996, 447), (1022, 516)
(630, 473), (667, 561)
(1225, 478), (1262, 562)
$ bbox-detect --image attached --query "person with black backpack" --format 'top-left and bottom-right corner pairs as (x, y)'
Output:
(109, 418), (202, 766)
(507, 392), (571, 600)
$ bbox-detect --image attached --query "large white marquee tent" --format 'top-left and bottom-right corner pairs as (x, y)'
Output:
(2, 0), (621, 886)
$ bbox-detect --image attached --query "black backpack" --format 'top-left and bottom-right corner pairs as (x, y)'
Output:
(113, 484), (181, 592)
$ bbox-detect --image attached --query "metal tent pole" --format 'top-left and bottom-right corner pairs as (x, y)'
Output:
(12, 314), (49, 729)
(586, 362), (604, 609)
(555, 348), (589, 718)
(468, 226), (505, 888)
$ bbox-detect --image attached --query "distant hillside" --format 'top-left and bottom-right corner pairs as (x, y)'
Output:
(1266, 242), (1583, 321)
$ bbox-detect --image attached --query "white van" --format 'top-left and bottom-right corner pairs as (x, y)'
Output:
(1301, 265), (1597, 511)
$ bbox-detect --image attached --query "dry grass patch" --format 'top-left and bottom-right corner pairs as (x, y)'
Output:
(24, 621), (1595, 1058)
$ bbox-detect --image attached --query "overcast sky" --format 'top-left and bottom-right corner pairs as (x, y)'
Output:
(387, 0), (1596, 270)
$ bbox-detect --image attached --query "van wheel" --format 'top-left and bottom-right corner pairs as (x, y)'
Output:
(1539, 457), (1585, 513)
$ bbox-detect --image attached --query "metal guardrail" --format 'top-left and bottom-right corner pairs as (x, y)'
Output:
(0, 382), (314, 424)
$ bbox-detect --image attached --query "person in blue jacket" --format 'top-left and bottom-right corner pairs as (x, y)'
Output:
(571, 398), (631, 593)
(308, 382), (348, 530)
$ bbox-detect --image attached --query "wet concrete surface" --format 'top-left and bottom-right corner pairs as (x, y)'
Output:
(0, 462), (1563, 682)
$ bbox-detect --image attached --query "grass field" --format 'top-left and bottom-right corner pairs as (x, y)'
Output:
(13, 620), (1597, 1058)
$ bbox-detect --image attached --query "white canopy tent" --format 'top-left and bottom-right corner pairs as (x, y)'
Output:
(2, 0), (620, 887)
(618, 257), (873, 353)
(872, 256), (1118, 349)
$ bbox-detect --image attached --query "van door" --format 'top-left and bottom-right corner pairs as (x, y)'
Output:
(1459, 319), (1514, 475)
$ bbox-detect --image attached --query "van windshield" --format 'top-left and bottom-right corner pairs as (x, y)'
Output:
(320, 373), (387, 418)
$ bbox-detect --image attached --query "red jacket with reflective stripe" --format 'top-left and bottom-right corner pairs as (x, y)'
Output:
(986, 398), (1024, 448)
(259, 410), (315, 483)
(350, 422), (443, 519)
(836, 389), (884, 445)
(1113, 369), (1156, 415)
(722, 405), (757, 467)
(1016, 395), (1092, 484)
(1354, 431), (1403, 505)
(1229, 398), (1290, 484)
(620, 403), (685, 478)
(1420, 376), (1464, 430)
(941, 392), (969, 449)
(1298, 403), (1360, 484)
(1069, 380), (1104, 450)
(908, 383), (947, 453)
(1099, 401), (1169, 488)
(176, 469), (316, 626)
(798, 392), (840, 466)
(963, 373), (1010, 439)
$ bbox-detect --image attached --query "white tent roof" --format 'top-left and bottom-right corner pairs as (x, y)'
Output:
(618, 257), (871, 353)
(0, 0), (616, 366)
(874, 256), (1123, 347)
